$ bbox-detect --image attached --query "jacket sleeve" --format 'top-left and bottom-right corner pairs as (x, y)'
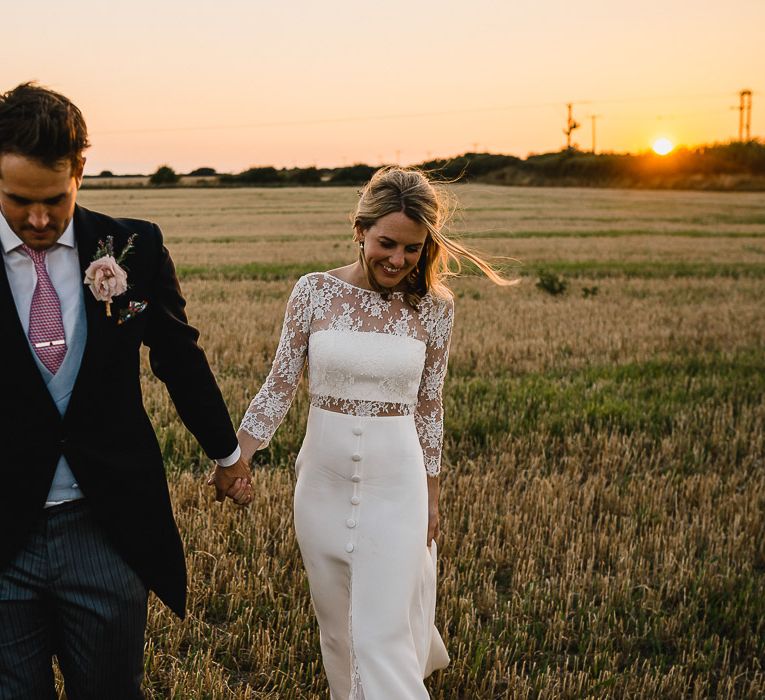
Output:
(142, 224), (238, 460)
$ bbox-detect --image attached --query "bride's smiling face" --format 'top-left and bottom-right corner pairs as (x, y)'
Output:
(357, 211), (428, 289)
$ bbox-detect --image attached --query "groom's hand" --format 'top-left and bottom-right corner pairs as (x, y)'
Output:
(208, 456), (253, 504)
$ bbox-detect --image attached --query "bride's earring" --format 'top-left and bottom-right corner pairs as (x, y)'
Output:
(359, 240), (365, 250)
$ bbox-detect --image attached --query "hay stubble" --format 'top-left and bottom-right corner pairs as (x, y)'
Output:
(70, 186), (765, 698)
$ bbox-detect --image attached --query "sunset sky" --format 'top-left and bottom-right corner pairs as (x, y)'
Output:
(3, 0), (764, 174)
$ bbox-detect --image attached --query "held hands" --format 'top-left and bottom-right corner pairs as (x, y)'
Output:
(206, 430), (264, 507)
(207, 455), (254, 506)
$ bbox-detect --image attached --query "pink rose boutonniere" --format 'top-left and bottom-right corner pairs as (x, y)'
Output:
(84, 234), (136, 317)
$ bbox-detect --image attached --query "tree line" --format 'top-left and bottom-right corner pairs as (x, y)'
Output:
(91, 141), (765, 190)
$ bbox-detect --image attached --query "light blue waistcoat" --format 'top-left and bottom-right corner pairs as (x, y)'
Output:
(32, 285), (88, 504)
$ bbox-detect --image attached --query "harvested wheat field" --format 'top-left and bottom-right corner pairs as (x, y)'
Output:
(72, 185), (765, 699)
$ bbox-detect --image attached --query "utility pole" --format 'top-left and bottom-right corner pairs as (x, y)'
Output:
(563, 103), (580, 150)
(589, 114), (602, 154)
(739, 90), (752, 141)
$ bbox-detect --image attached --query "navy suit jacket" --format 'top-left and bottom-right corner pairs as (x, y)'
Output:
(0, 205), (238, 617)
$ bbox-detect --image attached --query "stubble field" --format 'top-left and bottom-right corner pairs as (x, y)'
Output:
(74, 185), (765, 698)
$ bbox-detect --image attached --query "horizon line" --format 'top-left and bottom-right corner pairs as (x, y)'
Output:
(83, 140), (765, 177)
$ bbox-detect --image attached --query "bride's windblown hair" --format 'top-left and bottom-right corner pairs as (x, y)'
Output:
(352, 166), (519, 308)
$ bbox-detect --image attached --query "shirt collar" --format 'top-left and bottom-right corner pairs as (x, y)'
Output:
(0, 211), (76, 254)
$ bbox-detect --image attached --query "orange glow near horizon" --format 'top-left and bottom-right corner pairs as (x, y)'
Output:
(2, 1), (764, 173)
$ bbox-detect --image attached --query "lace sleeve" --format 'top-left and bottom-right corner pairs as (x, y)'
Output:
(414, 296), (454, 476)
(239, 276), (312, 447)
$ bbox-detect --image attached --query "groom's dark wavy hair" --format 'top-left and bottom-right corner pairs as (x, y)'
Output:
(0, 82), (90, 172)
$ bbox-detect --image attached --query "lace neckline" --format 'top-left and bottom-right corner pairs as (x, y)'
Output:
(320, 271), (405, 297)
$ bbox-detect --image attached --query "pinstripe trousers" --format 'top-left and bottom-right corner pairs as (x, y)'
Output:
(0, 500), (148, 700)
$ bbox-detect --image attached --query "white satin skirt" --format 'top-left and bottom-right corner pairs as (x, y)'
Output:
(294, 406), (449, 700)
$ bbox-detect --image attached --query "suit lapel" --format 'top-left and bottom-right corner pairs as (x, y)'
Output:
(68, 206), (114, 403)
(75, 205), (111, 340)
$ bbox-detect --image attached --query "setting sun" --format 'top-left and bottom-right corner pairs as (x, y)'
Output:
(652, 138), (675, 156)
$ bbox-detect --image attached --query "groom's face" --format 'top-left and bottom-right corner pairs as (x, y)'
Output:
(0, 153), (84, 251)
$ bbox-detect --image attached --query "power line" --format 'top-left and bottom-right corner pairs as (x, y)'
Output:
(92, 103), (561, 136)
(598, 108), (734, 122)
(90, 91), (753, 137)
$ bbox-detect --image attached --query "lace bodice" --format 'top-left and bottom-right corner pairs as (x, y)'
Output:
(240, 272), (454, 475)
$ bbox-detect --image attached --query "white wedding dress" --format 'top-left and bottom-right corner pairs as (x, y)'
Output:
(241, 272), (451, 699)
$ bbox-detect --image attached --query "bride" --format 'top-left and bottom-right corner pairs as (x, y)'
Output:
(232, 167), (512, 698)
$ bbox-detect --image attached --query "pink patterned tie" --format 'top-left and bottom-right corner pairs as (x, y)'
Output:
(21, 245), (67, 374)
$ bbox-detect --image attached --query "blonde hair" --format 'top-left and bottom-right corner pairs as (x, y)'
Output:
(352, 166), (517, 308)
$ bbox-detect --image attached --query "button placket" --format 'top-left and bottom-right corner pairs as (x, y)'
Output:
(346, 422), (364, 555)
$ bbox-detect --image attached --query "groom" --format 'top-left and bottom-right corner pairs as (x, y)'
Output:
(0, 82), (251, 698)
